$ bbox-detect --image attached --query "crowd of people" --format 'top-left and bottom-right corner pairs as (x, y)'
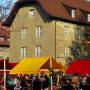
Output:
(59, 75), (90, 90)
(1, 74), (50, 90)
(0, 74), (90, 90)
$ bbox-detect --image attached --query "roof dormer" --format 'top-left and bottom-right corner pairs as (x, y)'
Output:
(86, 0), (90, 3)
(87, 13), (90, 22)
(71, 9), (76, 18)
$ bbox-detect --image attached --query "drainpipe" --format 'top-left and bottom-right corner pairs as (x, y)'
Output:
(55, 20), (56, 60)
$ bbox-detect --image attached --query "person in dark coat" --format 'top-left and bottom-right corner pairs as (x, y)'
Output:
(60, 75), (79, 90)
(42, 75), (50, 90)
(20, 76), (27, 90)
(80, 76), (90, 90)
(33, 76), (41, 90)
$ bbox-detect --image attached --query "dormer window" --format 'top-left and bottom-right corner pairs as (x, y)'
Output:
(0, 37), (4, 41)
(86, 0), (90, 3)
(87, 14), (90, 22)
(71, 9), (76, 18)
(29, 9), (34, 17)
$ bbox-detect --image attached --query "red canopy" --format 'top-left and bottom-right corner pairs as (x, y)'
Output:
(0, 59), (18, 70)
(66, 60), (90, 74)
(10, 62), (18, 68)
(0, 59), (18, 74)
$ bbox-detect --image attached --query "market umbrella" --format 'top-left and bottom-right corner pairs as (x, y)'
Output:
(66, 60), (90, 74)
(10, 57), (63, 74)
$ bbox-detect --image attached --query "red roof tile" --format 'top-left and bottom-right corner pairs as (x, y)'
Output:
(61, 0), (90, 12)
(39, 0), (71, 20)
(0, 23), (10, 46)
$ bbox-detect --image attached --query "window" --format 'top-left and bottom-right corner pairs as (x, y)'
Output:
(75, 29), (81, 40)
(21, 47), (27, 58)
(21, 28), (27, 39)
(86, 0), (90, 3)
(64, 26), (69, 38)
(29, 9), (34, 17)
(36, 26), (42, 38)
(64, 47), (70, 58)
(87, 14), (90, 22)
(35, 46), (42, 57)
(7, 38), (10, 42)
(0, 37), (4, 41)
(71, 9), (76, 18)
(75, 28), (84, 40)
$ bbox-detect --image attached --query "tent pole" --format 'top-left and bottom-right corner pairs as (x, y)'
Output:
(50, 57), (53, 90)
(4, 59), (6, 89)
(50, 76), (53, 90)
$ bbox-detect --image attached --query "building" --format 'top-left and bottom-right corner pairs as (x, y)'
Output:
(4, 0), (90, 65)
(0, 22), (10, 59)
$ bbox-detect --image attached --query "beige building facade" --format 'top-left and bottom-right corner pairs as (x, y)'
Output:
(10, 4), (56, 62)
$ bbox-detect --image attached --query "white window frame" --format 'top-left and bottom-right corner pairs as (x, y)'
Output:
(87, 14), (90, 22)
(76, 29), (81, 40)
(21, 28), (27, 40)
(86, 0), (90, 3)
(29, 9), (34, 17)
(0, 37), (4, 41)
(21, 47), (27, 58)
(64, 26), (69, 38)
(71, 9), (76, 18)
(35, 46), (41, 57)
(36, 26), (42, 38)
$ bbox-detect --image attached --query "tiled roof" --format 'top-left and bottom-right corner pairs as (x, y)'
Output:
(0, 23), (10, 47)
(39, 0), (90, 23)
(4, 0), (90, 26)
(0, 23), (10, 37)
(39, 0), (71, 20)
(0, 40), (9, 47)
(61, 0), (90, 12)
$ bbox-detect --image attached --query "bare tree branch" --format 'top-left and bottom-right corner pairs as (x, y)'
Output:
(0, 0), (15, 21)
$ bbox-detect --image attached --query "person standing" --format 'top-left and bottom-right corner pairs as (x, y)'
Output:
(33, 76), (41, 90)
(42, 75), (50, 90)
(20, 76), (27, 90)
(6, 76), (14, 90)
(60, 75), (80, 90)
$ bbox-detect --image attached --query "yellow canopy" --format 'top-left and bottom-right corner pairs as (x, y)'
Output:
(10, 57), (63, 74)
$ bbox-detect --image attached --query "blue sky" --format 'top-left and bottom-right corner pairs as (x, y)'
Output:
(0, 0), (16, 20)
(1, 0), (16, 6)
